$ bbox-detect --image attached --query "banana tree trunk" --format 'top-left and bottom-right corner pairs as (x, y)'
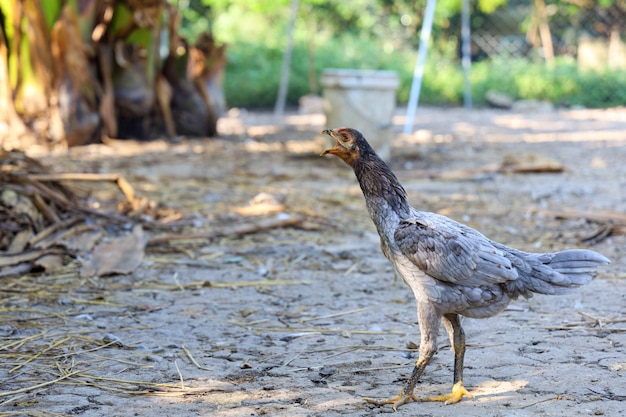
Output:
(0, 20), (27, 148)
(0, 0), (227, 148)
(0, 0), (99, 146)
(50, 2), (99, 146)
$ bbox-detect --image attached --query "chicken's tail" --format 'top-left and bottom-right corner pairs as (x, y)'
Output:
(504, 248), (610, 298)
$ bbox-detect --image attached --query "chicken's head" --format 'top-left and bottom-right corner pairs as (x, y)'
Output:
(320, 127), (364, 166)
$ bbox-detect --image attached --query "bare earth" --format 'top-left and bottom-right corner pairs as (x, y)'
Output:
(2, 107), (625, 417)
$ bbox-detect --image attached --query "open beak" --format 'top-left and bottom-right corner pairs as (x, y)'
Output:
(320, 129), (338, 156)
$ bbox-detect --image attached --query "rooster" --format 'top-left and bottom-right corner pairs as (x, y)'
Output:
(321, 127), (610, 410)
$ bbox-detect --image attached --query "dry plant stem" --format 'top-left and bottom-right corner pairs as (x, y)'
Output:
(174, 360), (185, 389)
(27, 217), (82, 247)
(32, 192), (60, 223)
(27, 173), (136, 203)
(10, 336), (72, 373)
(0, 369), (84, 397)
(530, 208), (626, 228)
(0, 249), (50, 267)
(300, 307), (368, 323)
(146, 216), (304, 246)
(545, 326), (626, 332)
(544, 312), (626, 331)
(182, 345), (212, 371)
(140, 278), (309, 291)
(17, 177), (73, 206)
(249, 326), (404, 335)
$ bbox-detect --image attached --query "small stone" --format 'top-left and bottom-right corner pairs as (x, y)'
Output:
(309, 374), (326, 384)
(102, 334), (123, 347)
(319, 366), (337, 377)
(485, 90), (514, 109)
(511, 99), (554, 113)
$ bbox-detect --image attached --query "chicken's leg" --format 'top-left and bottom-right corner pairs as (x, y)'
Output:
(364, 350), (434, 410)
(364, 303), (440, 410)
(423, 313), (474, 404)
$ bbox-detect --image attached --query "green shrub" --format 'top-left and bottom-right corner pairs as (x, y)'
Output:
(469, 58), (626, 108)
(223, 36), (626, 109)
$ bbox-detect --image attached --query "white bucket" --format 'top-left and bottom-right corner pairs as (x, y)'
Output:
(321, 69), (399, 160)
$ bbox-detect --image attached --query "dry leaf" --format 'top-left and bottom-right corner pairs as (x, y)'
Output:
(80, 225), (145, 277)
(34, 254), (64, 271)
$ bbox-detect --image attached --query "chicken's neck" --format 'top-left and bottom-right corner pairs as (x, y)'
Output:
(353, 154), (412, 232)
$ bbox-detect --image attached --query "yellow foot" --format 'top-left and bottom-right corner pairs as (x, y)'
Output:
(422, 381), (474, 405)
(364, 393), (418, 411)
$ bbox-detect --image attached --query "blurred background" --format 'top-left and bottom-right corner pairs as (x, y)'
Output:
(1, 0), (625, 148)
(205, 0), (626, 108)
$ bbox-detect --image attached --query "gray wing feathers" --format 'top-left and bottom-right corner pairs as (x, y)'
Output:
(394, 212), (609, 300)
(395, 214), (518, 286)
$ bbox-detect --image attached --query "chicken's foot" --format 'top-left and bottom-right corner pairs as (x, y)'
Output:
(422, 314), (474, 404)
(364, 393), (418, 410)
(423, 381), (473, 404)
(364, 354), (430, 411)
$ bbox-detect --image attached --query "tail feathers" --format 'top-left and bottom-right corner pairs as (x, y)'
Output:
(544, 249), (610, 287)
(505, 248), (610, 297)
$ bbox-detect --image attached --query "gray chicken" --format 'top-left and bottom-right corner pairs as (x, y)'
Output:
(321, 127), (610, 410)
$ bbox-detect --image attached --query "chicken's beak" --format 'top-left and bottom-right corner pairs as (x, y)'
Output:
(320, 129), (338, 156)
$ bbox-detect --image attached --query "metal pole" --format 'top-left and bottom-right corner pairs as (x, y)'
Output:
(274, 0), (300, 116)
(403, 0), (437, 134)
(461, 0), (473, 108)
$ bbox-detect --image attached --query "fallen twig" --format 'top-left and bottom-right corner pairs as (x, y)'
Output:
(545, 326), (626, 332)
(135, 278), (309, 292)
(27, 173), (136, 203)
(182, 345), (212, 371)
(0, 368), (84, 397)
(530, 207), (626, 225)
(248, 326), (405, 335)
(544, 312), (626, 332)
(27, 217), (83, 247)
(529, 207), (626, 244)
(520, 395), (564, 409)
(301, 307), (368, 323)
(146, 215), (304, 246)
(0, 248), (63, 268)
(174, 360), (185, 390)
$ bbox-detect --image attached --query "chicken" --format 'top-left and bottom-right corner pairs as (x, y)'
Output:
(320, 127), (610, 410)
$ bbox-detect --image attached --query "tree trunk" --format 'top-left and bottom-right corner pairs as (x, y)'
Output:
(0, 0), (227, 148)
(533, 0), (555, 67)
(0, 21), (27, 149)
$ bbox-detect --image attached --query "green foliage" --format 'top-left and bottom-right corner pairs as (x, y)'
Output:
(192, 0), (625, 109)
(471, 58), (626, 108)
(225, 37), (626, 109)
(438, 0), (508, 14)
(224, 34), (414, 108)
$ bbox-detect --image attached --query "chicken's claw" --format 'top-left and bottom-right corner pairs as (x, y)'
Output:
(422, 381), (473, 405)
(364, 393), (418, 411)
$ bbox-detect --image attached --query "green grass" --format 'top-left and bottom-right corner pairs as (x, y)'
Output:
(223, 37), (626, 109)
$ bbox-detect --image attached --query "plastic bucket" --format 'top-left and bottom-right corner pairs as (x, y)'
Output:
(321, 69), (399, 159)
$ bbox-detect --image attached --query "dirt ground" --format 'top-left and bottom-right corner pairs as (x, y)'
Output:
(1, 107), (625, 417)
